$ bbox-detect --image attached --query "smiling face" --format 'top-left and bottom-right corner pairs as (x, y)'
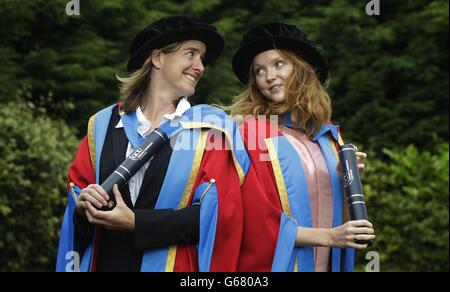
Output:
(252, 49), (294, 103)
(155, 40), (206, 97)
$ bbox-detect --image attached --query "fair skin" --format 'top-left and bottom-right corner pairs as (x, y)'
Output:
(253, 49), (375, 249)
(75, 40), (207, 231)
(253, 49), (294, 104)
(144, 40), (206, 129)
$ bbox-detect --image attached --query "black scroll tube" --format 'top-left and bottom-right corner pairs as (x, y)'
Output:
(338, 144), (373, 245)
(99, 128), (168, 210)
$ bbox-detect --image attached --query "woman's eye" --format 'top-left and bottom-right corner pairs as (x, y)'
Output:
(275, 61), (284, 67)
(255, 68), (264, 76)
(186, 51), (194, 57)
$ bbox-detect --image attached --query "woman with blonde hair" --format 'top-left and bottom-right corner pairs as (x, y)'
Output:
(56, 16), (250, 272)
(229, 22), (375, 272)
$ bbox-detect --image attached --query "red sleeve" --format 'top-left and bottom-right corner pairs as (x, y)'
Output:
(174, 131), (244, 272)
(67, 135), (96, 189)
(237, 119), (284, 271)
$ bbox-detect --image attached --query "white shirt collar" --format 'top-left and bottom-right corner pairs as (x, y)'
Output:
(163, 96), (191, 120)
(115, 97), (191, 134)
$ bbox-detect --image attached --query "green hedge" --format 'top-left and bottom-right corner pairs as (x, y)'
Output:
(0, 100), (78, 271)
(357, 143), (449, 272)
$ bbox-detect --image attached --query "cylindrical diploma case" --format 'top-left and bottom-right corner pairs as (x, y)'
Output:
(338, 144), (372, 245)
(99, 128), (168, 210)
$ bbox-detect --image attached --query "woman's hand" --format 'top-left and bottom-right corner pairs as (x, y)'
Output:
(328, 220), (375, 249)
(355, 151), (367, 174)
(75, 184), (110, 216)
(84, 184), (135, 232)
(337, 151), (367, 178)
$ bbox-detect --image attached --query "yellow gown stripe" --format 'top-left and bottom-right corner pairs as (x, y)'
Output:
(265, 137), (299, 270)
(87, 114), (96, 173)
(264, 138), (292, 216)
(179, 122), (245, 185)
(165, 129), (209, 272)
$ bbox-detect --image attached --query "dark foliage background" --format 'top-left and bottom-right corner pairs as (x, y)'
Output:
(0, 0), (447, 271)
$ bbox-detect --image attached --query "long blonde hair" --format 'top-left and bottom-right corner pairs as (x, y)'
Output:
(226, 49), (332, 137)
(117, 42), (185, 114)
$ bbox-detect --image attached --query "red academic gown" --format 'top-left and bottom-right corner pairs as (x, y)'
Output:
(237, 116), (348, 272)
(62, 104), (245, 272)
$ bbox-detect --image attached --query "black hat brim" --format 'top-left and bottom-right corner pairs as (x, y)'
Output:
(232, 37), (328, 85)
(127, 27), (225, 72)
